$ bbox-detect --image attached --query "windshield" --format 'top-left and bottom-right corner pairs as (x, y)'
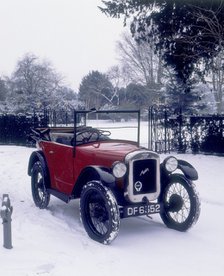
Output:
(74, 110), (140, 145)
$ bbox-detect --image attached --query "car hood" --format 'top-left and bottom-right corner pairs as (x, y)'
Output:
(77, 140), (140, 166)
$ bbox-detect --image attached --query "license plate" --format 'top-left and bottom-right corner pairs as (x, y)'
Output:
(123, 203), (161, 218)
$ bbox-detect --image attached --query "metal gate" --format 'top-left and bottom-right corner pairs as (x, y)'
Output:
(148, 105), (178, 153)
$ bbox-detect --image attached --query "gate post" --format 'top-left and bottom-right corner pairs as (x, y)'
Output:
(1, 194), (13, 249)
(177, 107), (184, 153)
(148, 106), (153, 150)
(164, 107), (167, 153)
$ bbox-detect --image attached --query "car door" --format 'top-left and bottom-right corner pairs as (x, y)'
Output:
(42, 141), (74, 195)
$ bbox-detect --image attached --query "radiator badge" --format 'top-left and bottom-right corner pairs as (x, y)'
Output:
(134, 181), (142, 192)
(140, 168), (149, 176)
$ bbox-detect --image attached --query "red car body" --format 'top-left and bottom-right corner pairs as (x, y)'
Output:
(40, 139), (138, 195)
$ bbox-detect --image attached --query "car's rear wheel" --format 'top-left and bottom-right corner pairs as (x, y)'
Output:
(31, 161), (50, 209)
(159, 175), (200, 231)
(80, 181), (120, 244)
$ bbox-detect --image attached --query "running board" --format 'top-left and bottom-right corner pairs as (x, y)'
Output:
(47, 189), (73, 203)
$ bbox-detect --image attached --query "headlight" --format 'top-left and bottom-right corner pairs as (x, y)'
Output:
(112, 161), (127, 178)
(164, 156), (178, 172)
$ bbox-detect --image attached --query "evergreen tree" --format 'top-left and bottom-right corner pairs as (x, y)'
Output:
(100, 0), (224, 88)
(165, 76), (207, 114)
(78, 71), (114, 109)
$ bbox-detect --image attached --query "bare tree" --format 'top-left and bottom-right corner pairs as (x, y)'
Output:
(117, 33), (163, 85)
(0, 77), (8, 102)
(192, 4), (224, 57)
(192, 5), (224, 113)
(0, 76), (9, 112)
(8, 53), (64, 112)
(205, 50), (224, 113)
(116, 33), (165, 105)
(106, 65), (130, 106)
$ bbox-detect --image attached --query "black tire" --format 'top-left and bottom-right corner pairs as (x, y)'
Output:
(159, 175), (200, 231)
(80, 181), (120, 244)
(31, 161), (50, 209)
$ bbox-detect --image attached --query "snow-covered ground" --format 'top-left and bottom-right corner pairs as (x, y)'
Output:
(0, 138), (224, 275)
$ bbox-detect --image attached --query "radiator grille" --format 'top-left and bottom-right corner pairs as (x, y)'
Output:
(132, 159), (157, 195)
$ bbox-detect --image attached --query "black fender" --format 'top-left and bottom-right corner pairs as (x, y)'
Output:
(27, 151), (42, 176)
(28, 151), (45, 176)
(27, 151), (51, 188)
(159, 173), (194, 202)
(72, 166), (116, 198)
(166, 173), (193, 185)
(178, 160), (198, 181)
(161, 159), (198, 182)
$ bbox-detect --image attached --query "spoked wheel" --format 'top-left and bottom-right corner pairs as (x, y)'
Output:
(80, 181), (120, 244)
(31, 161), (50, 209)
(159, 175), (200, 231)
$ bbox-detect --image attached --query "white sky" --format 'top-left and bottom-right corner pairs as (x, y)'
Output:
(0, 0), (125, 91)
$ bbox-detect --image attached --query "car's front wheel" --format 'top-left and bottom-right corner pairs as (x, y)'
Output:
(31, 161), (50, 209)
(80, 181), (120, 244)
(159, 175), (200, 231)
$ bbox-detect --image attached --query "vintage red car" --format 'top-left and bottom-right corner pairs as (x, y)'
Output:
(28, 110), (200, 244)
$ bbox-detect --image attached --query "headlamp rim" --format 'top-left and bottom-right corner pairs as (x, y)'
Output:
(164, 156), (178, 173)
(112, 161), (127, 178)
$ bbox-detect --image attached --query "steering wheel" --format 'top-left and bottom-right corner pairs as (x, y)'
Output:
(76, 129), (100, 144)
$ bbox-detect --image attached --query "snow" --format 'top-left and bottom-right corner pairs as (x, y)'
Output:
(0, 144), (224, 276)
(1, 205), (7, 211)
